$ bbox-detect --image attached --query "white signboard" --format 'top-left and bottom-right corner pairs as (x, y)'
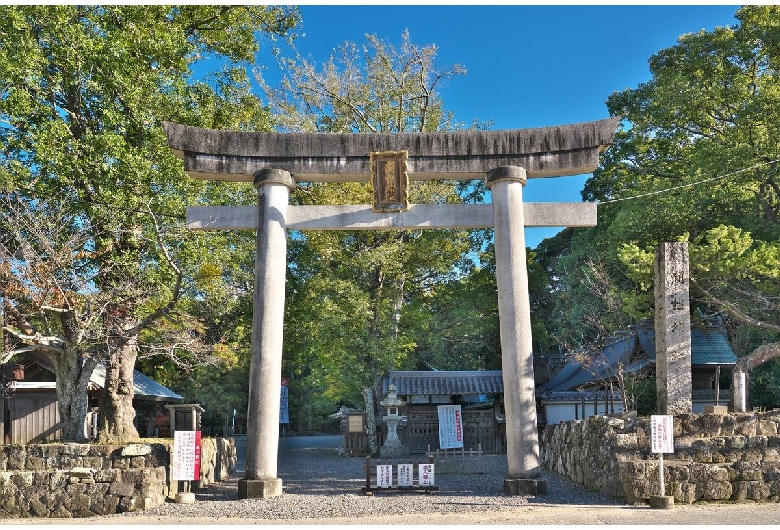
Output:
(397, 463), (413, 487)
(651, 415), (674, 453)
(418, 463), (435, 486)
(172, 430), (201, 481)
(437, 404), (464, 449)
(376, 464), (393, 488)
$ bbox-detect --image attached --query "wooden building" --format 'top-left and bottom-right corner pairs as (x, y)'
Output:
(382, 370), (506, 454)
(1, 352), (183, 444)
(537, 319), (738, 424)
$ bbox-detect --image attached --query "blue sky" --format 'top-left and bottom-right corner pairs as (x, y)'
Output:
(254, 4), (741, 248)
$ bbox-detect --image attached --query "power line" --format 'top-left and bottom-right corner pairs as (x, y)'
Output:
(597, 159), (780, 205)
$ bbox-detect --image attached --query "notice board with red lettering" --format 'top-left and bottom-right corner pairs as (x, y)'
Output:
(172, 430), (202, 481)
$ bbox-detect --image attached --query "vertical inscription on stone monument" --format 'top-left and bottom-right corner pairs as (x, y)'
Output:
(654, 242), (693, 415)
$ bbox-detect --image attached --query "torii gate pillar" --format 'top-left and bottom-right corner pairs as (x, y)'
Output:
(237, 168), (295, 499)
(488, 166), (544, 494)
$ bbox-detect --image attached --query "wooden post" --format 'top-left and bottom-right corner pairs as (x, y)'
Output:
(364, 455), (371, 490)
(714, 365), (721, 406)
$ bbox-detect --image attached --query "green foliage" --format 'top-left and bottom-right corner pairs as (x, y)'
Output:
(749, 359), (780, 410)
(536, 6), (780, 366)
(259, 30), (473, 134)
(256, 31), (497, 424)
(402, 259), (501, 371)
(623, 376), (658, 416)
(0, 5), (299, 439)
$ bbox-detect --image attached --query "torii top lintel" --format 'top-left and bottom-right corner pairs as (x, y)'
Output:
(162, 117), (620, 183)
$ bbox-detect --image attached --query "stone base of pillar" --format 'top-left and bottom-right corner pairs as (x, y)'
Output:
(175, 492), (196, 504)
(649, 495), (674, 509)
(238, 478), (283, 499)
(380, 441), (405, 458)
(703, 405), (728, 415)
(504, 477), (547, 496)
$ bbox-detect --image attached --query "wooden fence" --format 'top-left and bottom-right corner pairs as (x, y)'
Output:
(430, 444), (486, 474)
(3, 391), (61, 444)
(342, 406), (506, 456)
(361, 455), (439, 495)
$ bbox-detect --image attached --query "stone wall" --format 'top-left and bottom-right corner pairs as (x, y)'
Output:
(0, 437), (236, 518)
(540, 411), (780, 504)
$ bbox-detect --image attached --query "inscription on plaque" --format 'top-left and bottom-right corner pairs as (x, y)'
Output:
(370, 150), (409, 212)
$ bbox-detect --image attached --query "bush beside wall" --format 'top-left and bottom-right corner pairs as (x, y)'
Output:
(540, 411), (780, 504)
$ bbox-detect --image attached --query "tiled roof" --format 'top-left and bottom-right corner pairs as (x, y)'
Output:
(539, 334), (638, 393)
(382, 370), (503, 396)
(636, 327), (738, 365)
(16, 352), (183, 402)
(539, 323), (738, 393)
(90, 363), (184, 402)
(540, 390), (623, 403)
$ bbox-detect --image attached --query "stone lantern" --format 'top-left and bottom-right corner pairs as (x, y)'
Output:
(379, 384), (406, 457)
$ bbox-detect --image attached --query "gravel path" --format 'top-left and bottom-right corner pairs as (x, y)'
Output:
(102, 434), (624, 522)
(7, 435), (780, 525)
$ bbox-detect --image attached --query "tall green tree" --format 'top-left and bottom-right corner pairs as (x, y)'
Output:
(0, 5), (298, 441)
(536, 6), (780, 406)
(260, 31), (491, 442)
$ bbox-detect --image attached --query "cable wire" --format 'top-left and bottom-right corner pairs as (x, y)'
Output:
(597, 159), (779, 205)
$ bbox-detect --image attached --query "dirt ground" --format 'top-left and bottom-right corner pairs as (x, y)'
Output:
(4, 502), (780, 526)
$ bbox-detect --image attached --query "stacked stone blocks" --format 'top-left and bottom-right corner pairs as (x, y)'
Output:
(540, 411), (780, 504)
(0, 437), (235, 518)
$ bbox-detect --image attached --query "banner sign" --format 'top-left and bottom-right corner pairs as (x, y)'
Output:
(437, 404), (464, 449)
(651, 415), (674, 453)
(172, 430), (202, 481)
(280, 385), (289, 424)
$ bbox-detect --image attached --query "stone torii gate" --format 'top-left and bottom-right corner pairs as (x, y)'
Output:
(162, 117), (619, 498)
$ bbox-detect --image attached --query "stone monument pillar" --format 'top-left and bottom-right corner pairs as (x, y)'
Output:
(238, 169), (295, 499)
(487, 166), (546, 496)
(654, 242), (693, 415)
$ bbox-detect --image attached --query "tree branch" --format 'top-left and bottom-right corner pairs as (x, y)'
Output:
(690, 276), (780, 333)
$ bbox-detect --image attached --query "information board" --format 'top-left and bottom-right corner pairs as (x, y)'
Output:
(347, 414), (364, 433)
(397, 463), (413, 487)
(172, 430), (202, 481)
(376, 464), (393, 488)
(651, 415), (674, 453)
(437, 404), (464, 449)
(418, 462), (435, 486)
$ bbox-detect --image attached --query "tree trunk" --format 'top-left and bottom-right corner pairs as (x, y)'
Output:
(362, 386), (378, 456)
(731, 341), (780, 413)
(98, 338), (140, 443)
(50, 349), (97, 443)
(734, 342), (780, 373)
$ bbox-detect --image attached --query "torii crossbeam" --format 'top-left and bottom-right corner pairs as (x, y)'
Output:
(162, 117), (620, 498)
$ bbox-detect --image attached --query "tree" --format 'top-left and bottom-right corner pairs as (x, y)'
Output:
(1, 194), (107, 441)
(536, 6), (780, 408)
(0, 5), (299, 441)
(619, 225), (780, 408)
(259, 31), (490, 444)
